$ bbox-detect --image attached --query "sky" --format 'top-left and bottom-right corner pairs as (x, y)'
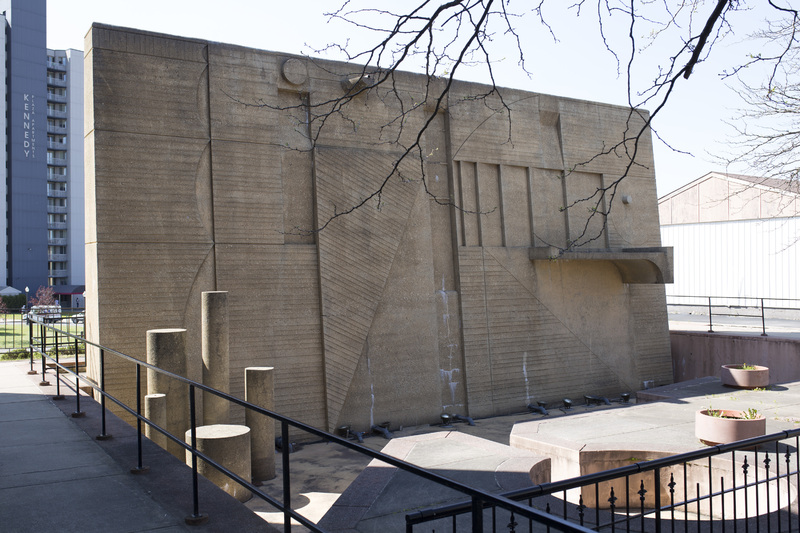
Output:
(47, 0), (783, 197)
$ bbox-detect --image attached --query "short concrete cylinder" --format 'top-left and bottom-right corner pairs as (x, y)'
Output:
(202, 291), (230, 425)
(146, 328), (188, 459)
(245, 367), (276, 481)
(186, 424), (252, 502)
(144, 393), (167, 449)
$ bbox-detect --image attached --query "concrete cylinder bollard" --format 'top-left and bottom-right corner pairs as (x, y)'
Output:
(186, 424), (252, 502)
(245, 367), (276, 481)
(144, 393), (167, 449)
(146, 328), (188, 459)
(201, 291), (230, 425)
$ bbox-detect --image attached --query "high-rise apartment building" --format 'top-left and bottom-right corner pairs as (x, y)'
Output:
(46, 48), (84, 288)
(1, 0), (84, 293)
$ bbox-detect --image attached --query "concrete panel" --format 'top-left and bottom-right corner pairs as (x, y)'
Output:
(456, 161), (480, 246)
(87, 242), (214, 422)
(531, 168), (567, 247)
(214, 244), (326, 431)
(338, 187), (441, 429)
(211, 140), (283, 244)
(607, 175), (663, 248)
(91, 131), (213, 243)
(448, 87), (541, 165)
(565, 171), (607, 249)
(476, 163), (503, 246)
(87, 38), (208, 138)
(500, 165), (533, 247)
(207, 43), (279, 143)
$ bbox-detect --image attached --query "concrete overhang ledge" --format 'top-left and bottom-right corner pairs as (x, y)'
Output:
(529, 246), (674, 284)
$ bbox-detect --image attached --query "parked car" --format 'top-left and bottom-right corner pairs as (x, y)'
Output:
(25, 305), (62, 323)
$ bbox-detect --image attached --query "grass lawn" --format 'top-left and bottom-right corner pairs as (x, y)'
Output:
(0, 315), (28, 350)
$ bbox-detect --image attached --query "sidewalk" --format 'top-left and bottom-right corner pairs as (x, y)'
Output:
(0, 361), (275, 533)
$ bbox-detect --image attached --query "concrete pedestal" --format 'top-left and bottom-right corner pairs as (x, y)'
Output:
(186, 424), (252, 502)
(201, 291), (230, 425)
(245, 367), (276, 481)
(144, 393), (167, 449)
(146, 329), (188, 459)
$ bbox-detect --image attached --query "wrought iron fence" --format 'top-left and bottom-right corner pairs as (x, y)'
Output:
(666, 295), (800, 336)
(407, 432), (800, 532)
(0, 307), (84, 352)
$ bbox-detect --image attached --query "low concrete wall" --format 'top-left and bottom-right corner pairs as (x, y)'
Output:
(671, 332), (800, 384)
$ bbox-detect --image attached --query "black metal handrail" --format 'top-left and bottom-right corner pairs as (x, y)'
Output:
(667, 294), (800, 336)
(407, 430), (800, 532)
(27, 318), (594, 533)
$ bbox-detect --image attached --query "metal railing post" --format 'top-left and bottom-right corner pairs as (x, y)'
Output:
(72, 335), (85, 418)
(185, 384), (208, 525)
(39, 325), (50, 386)
(282, 421), (291, 533)
(96, 348), (112, 440)
(654, 468), (662, 533)
(471, 496), (484, 533)
(760, 298), (768, 336)
(707, 297), (714, 333)
(27, 319), (36, 375)
(130, 364), (149, 474)
(53, 329), (64, 400)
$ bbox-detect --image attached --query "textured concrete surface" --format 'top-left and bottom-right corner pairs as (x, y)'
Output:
(86, 24), (672, 434)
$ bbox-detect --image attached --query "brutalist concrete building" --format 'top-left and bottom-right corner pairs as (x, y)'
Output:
(85, 24), (674, 432)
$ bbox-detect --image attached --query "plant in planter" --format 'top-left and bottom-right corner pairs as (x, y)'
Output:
(695, 407), (766, 446)
(720, 363), (769, 389)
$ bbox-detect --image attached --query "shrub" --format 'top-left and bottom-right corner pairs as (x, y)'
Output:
(0, 348), (31, 361)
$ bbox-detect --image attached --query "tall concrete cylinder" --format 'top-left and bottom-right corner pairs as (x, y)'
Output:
(245, 367), (276, 481)
(144, 393), (167, 449)
(146, 328), (189, 459)
(201, 291), (230, 425)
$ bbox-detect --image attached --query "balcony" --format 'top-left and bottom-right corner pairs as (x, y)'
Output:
(47, 109), (67, 119)
(47, 221), (68, 230)
(47, 59), (67, 72)
(47, 93), (67, 104)
(47, 205), (68, 215)
(48, 238), (68, 246)
(48, 174), (68, 183)
(48, 189), (68, 199)
(48, 269), (68, 279)
(47, 124), (67, 135)
(47, 156), (67, 167)
(48, 254), (68, 262)
(48, 141), (67, 151)
(47, 76), (67, 88)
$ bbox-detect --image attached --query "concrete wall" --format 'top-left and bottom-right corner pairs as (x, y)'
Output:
(85, 24), (672, 432)
(671, 332), (800, 384)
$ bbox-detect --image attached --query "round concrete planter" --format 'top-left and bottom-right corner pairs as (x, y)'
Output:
(695, 409), (766, 446)
(720, 364), (769, 389)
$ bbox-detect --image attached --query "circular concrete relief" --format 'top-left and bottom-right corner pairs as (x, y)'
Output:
(282, 58), (308, 85)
